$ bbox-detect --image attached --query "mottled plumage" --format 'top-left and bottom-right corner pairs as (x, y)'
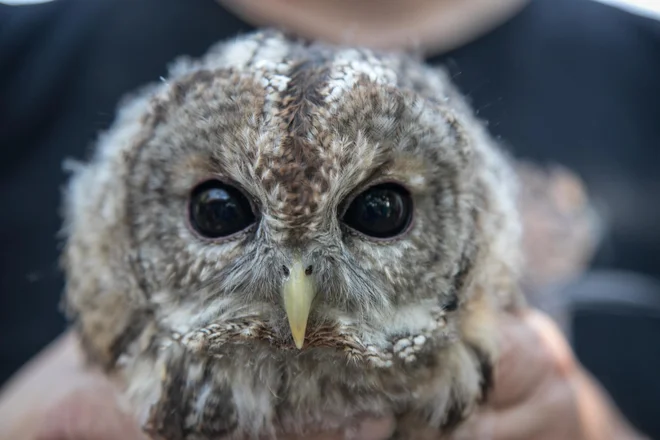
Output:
(62, 30), (527, 439)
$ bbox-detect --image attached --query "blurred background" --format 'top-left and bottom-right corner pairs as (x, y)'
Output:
(1, 0), (659, 437)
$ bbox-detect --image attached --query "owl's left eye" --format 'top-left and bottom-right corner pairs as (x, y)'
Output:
(188, 180), (256, 238)
(341, 183), (413, 239)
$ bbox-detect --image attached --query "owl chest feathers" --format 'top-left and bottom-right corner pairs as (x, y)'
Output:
(115, 299), (479, 439)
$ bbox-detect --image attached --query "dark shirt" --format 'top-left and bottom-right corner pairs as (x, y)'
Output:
(1, 0), (658, 436)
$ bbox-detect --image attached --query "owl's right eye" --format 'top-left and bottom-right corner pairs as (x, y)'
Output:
(188, 180), (256, 238)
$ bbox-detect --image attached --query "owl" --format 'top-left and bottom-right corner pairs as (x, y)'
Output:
(61, 30), (527, 439)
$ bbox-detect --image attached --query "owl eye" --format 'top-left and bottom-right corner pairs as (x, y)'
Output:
(189, 180), (256, 238)
(342, 183), (413, 238)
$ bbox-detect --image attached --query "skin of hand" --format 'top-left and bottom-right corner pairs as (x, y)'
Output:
(0, 310), (644, 440)
(448, 310), (645, 440)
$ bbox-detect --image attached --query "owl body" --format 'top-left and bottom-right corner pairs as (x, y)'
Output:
(62, 31), (523, 439)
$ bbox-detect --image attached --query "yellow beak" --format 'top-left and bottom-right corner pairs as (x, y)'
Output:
(282, 259), (315, 349)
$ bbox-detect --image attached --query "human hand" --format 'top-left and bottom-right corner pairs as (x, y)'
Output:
(0, 332), (148, 440)
(448, 309), (645, 440)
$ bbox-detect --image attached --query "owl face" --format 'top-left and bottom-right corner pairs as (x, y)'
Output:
(65, 31), (519, 361)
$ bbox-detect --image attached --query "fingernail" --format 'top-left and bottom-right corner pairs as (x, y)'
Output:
(345, 417), (396, 440)
(451, 413), (494, 440)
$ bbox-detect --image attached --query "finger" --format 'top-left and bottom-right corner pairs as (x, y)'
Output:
(491, 376), (580, 440)
(488, 310), (576, 410)
(0, 332), (145, 440)
(452, 310), (581, 440)
(525, 310), (576, 378)
(452, 378), (579, 440)
(0, 333), (93, 440)
(35, 386), (148, 440)
(347, 417), (396, 440)
(0, 333), (83, 415)
(280, 417), (395, 440)
(449, 408), (496, 440)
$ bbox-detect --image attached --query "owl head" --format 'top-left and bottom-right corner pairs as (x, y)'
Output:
(62, 30), (521, 367)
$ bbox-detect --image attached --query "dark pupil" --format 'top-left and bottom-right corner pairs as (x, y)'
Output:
(343, 184), (412, 238)
(190, 182), (255, 238)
